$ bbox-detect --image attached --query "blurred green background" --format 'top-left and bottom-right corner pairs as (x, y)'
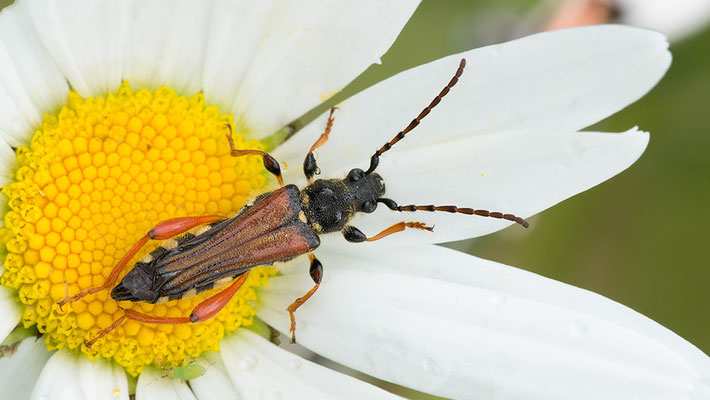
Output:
(302, 0), (710, 358)
(1, 0), (707, 392)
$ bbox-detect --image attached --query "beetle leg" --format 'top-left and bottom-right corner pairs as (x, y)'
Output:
(225, 124), (284, 186)
(85, 273), (249, 348)
(188, 272), (249, 322)
(287, 253), (322, 343)
(342, 222), (433, 243)
(59, 215), (224, 310)
(303, 106), (338, 182)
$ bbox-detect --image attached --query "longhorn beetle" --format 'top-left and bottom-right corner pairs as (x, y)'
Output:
(59, 58), (528, 346)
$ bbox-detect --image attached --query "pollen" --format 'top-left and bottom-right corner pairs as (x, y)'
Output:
(0, 82), (276, 376)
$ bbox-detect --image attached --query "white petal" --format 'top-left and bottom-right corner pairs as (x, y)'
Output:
(0, 136), (16, 188)
(0, 3), (68, 116)
(318, 127), (648, 245)
(0, 286), (21, 343)
(136, 365), (197, 400)
(0, 337), (53, 400)
(31, 349), (128, 400)
(275, 25), (669, 179)
(188, 353), (241, 400)
(0, 2), (69, 146)
(123, 0), (212, 95)
(203, 0), (419, 138)
(219, 329), (402, 399)
(616, 0), (710, 41)
(21, 0), (126, 97)
(258, 245), (710, 400)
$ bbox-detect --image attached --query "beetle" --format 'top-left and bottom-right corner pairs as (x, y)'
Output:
(59, 58), (528, 346)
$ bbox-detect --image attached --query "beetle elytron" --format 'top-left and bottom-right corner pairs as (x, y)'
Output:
(59, 58), (528, 345)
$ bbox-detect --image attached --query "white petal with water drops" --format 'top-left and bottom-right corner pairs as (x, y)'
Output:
(311, 128), (648, 244)
(275, 25), (669, 179)
(189, 353), (242, 400)
(219, 329), (402, 399)
(136, 365), (196, 400)
(0, 337), (53, 400)
(258, 245), (710, 400)
(31, 349), (128, 400)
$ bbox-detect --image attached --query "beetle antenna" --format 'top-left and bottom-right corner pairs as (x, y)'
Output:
(365, 58), (466, 175)
(376, 198), (529, 228)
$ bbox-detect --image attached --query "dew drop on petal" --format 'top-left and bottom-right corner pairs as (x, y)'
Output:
(5, 92), (20, 105)
(239, 355), (257, 371)
(489, 292), (506, 305)
(287, 358), (302, 370)
(11, 118), (23, 133)
(569, 321), (588, 337)
(422, 357), (436, 372)
(62, 384), (86, 400)
(566, 140), (587, 158)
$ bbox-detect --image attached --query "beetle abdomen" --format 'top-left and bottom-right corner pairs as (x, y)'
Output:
(110, 184), (319, 304)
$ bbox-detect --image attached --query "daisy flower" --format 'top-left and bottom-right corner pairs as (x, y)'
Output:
(545, 0), (710, 41)
(0, 0), (706, 399)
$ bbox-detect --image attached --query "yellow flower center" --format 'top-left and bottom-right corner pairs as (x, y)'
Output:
(0, 82), (275, 376)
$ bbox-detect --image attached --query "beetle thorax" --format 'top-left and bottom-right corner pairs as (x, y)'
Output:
(300, 170), (385, 234)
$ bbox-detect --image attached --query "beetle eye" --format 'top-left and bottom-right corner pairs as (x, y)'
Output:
(347, 168), (364, 182)
(362, 200), (376, 213)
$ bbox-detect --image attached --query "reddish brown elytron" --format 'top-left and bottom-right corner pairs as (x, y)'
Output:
(60, 58), (529, 346)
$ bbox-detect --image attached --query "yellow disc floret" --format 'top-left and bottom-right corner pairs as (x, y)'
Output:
(0, 82), (276, 375)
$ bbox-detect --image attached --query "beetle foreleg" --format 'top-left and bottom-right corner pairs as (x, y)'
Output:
(303, 106), (338, 182)
(287, 253), (323, 343)
(225, 124), (284, 186)
(342, 222), (433, 243)
(58, 215), (224, 310)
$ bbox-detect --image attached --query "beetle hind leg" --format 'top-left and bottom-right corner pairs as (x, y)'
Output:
(58, 215), (224, 310)
(84, 273), (250, 347)
(287, 253), (323, 344)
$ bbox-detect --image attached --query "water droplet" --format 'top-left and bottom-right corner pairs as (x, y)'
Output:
(288, 359), (302, 370)
(11, 118), (23, 132)
(449, 295), (458, 305)
(569, 321), (588, 337)
(239, 355), (257, 371)
(489, 292), (505, 305)
(422, 357), (436, 372)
